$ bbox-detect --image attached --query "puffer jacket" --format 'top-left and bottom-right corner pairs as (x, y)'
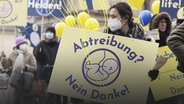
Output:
(167, 22), (184, 72)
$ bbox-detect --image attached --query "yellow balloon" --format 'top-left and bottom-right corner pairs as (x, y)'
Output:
(128, 0), (145, 9)
(84, 18), (100, 31)
(55, 22), (66, 37)
(94, 28), (100, 32)
(65, 15), (76, 27)
(77, 12), (90, 27)
(152, 0), (160, 14)
(177, 7), (184, 19)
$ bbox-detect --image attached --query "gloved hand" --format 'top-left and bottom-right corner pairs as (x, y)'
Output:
(177, 61), (184, 73)
(177, 66), (184, 73)
(39, 41), (44, 53)
(148, 70), (159, 81)
(0, 51), (5, 61)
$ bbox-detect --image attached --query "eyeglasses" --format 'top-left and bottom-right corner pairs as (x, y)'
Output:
(159, 20), (167, 24)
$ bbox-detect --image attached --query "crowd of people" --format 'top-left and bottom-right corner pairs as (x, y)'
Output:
(0, 1), (184, 104)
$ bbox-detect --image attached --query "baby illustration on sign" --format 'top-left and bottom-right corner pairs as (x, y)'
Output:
(0, 1), (12, 18)
(85, 51), (119, 81)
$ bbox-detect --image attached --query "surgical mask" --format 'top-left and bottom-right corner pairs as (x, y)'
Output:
(108, 18), (122, 31)
(46, 32), (54, 39)
(19, 43), (27, 52)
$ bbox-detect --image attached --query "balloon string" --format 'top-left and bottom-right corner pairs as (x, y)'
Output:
(2, 26), (4, 50)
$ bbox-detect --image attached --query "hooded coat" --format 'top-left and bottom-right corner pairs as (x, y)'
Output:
(151, 12), (172, 47)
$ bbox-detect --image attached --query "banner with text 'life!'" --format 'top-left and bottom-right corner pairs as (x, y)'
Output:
(48, 27), (158, 104)
(160, 0), (184, 19)
(0, 0), (27, 26)
(150, 46), (184, 101)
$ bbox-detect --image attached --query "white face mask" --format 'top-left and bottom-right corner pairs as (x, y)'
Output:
(46, 32), (54, 39)
(19, 43), (27, 52)
(108, 18), (122, 31)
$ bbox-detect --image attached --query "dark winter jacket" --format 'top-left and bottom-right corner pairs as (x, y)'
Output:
(167, 22), (184, 73)
(33, 40), (59, 81)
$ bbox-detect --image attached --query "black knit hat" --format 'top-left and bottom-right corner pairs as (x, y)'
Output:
(46, 27), (56, 35)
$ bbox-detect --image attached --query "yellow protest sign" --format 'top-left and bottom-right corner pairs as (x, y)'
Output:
(0, 0), (27, 26)
(77, 0), (109, 10)
(48, 27), (158, 104)
(78, 0), (88, 10)
(91, 0), (109, 10)
(150, 46), (184, 101)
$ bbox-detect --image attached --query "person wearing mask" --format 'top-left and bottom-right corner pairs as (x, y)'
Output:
(148, 13), (181, 104)
(0, 36), (37, 104)
(104, 2), (144, 40)
(33, 27), (61, 104)
(151, 12), (172, 47)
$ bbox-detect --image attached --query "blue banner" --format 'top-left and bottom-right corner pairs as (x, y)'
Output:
(86, 0), (93, 10)
(28, 0), (67, 17)
(17, 23), (41, 47)
(160, 0), (184, 19)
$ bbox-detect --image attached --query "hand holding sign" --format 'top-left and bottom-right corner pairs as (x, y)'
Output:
(153, 57), (169, 70)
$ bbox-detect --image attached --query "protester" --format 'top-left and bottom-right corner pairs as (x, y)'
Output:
(0, 36), (37, 104)
(167, 19), (184, 74)
(33, 27), (61, 104)
(167, 17), (184, 104)
(151, 12), (172, 47)
(104, 2), (144, 40)
(147, 11), (172, 90)
(147, 13), (184, 104)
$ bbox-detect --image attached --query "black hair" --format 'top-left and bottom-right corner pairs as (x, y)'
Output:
(46, 27), (56, 35)
(110, 2), (133, 23)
